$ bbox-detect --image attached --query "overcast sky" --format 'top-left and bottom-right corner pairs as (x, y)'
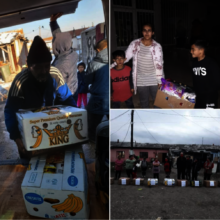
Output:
(111, 110), (220, 145)
(0, 0), (104, 40)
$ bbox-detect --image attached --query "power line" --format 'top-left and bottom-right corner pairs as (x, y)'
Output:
(120, 123), (131, 147)
(111, 110), (130, 121)
(142, 110), (220, 119)
(135, 110), (160, 144)
(172, 110), (220, 138)
(111, 122), (130, 136)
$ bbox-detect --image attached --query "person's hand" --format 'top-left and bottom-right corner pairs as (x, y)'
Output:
(50, 13), (63, 22)
(131, 89), (134, 93)
(158, 84), (162, 89)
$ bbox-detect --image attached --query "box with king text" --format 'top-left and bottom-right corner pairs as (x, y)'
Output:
(16, 105), (88, 151)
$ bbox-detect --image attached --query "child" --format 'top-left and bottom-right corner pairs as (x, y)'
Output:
(191, 40), (220, 108)
(164, 158), (171, 178)
(152, 156), (160, 180)
(77, 62), (88, 108)
(132, 161), (138, 178)
(111, 50), (134, 108)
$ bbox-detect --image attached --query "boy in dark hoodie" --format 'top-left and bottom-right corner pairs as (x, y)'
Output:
(77, 62), (88, 108)
(191, 40), (220, 108)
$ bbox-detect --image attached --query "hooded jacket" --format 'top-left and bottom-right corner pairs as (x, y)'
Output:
(50, 21), (78, 95)
(85, 48), (109, 115)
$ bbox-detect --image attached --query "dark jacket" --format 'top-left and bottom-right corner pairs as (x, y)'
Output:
(77, 71), (88, 94)
(177, 156), (187, 171)
(4, 67), (76, 140)
(186, 159), (192, 170)
(85, 48), (109, 115)
(50, 21), (78, 95)
(192, 161), (201, 174)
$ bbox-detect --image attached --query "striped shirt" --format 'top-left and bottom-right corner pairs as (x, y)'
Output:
(137, 42), (157, 86)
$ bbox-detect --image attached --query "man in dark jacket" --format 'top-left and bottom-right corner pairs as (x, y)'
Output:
(50, 13), (78, 102)
(177, 152), (187, 179)
(186, 156), (193, 180)
(85, 39), (109, 142)
(192, 158), (201, 180)
(4, 36), (76, 159)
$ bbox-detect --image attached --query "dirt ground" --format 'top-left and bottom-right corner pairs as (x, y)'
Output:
(111, 166), (220, 219)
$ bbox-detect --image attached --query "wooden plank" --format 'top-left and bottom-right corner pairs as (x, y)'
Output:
(0, 164), (109, 219)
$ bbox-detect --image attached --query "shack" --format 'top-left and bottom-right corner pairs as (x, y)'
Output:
(0, 29), (28, 74)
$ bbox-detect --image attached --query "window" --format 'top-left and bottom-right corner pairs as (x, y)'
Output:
(140, 152), (148, 158)
(113, 0), (132, 7)
(114, 11), (133, 47)
(137, 12), (154, 38)
(136, 0), (154, 10)
(117, 151), (125, 158)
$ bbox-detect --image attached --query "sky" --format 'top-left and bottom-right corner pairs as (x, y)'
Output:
(0, 0), (104, 40)
(111, 110), (220, 146)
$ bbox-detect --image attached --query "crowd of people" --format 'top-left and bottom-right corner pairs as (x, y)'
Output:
(114, 152), (215, 182)
(110, 22), (220, 109)
(4, 13), (109, 159)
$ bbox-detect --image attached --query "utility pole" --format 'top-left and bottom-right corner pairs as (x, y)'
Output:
(131, 110), (134, 150)
(202, 137), (203, 145)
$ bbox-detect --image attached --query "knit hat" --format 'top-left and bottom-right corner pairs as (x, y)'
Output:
(27, 36), (52, 65)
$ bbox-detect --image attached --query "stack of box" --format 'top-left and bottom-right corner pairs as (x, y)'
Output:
(21, 147), (89, 219)
(164, 178), (175, 186)
(147, 178), (158, 186)
(204, 180), (217, 187)
(132, 178), (144, 186)
(18, 106), (89, 219)
(118, 178), (130, 185)
(177, 179), (189, 187)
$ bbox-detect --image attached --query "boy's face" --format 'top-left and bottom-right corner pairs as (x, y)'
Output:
(142, 25), (154, 40)
(113, 56), (126, 66)
(78, 65), (84, 73)
(191, 44), (204, 58)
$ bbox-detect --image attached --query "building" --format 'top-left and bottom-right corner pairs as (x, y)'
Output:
(111, 142), (220, 163)
(0, 29), (28, 74)
(111, 0), (220, 54)
(81, 23), (106, 66)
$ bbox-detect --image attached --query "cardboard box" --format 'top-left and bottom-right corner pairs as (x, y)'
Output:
(154, 90), (195, 109)
(110, 178), (114, 185)
(16, 105), (88, 151)
(21, 146), (89, 219)
(147, 178), (158, 186)
(164, 178), (175, 186)
(132, 178), (144, 186)
(191, 180), (203, 187)
(118, 178), (130, 185)
(177, 179), (189, 187)
(204, 180), (217, 187)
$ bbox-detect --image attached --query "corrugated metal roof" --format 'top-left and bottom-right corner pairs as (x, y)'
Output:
(0, 32), (19, 45)
(111, 142), (220, 151)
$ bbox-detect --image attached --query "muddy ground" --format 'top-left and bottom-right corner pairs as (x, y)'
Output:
(111, 166), (220, 219)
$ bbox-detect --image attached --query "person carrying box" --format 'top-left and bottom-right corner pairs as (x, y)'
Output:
(4, 36), (76, 160)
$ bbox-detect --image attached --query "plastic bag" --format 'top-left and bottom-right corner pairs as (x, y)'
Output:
(160, 78), (185, 99)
